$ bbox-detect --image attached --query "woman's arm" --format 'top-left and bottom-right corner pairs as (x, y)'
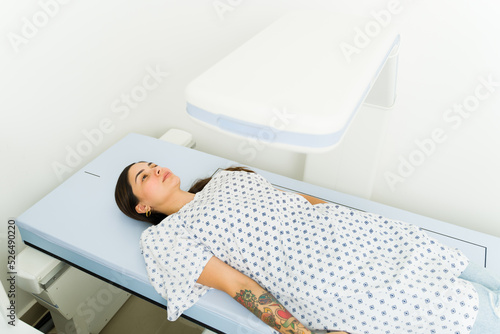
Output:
(276, 188), (326, 205)
(198, 256), (314, 334)
(197, 256), (347, 334)
(298, 193), (327, 205)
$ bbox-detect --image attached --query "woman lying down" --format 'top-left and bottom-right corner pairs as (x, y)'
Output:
(115, 163), (500, 334)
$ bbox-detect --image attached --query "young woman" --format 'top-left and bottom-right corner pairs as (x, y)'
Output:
(115, 162), (500, 334)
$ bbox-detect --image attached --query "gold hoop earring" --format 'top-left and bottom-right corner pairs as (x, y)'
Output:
(146, 209), (151, 218)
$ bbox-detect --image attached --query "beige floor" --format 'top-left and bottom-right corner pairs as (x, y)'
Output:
(48, 295), (205, 334)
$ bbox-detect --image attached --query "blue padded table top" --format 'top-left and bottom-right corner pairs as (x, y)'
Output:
(17, 133), (500, 333)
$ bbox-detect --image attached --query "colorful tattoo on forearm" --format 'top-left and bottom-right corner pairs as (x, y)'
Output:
(234, 289), (310, 334)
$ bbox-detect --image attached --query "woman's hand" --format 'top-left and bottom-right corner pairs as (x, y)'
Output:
(298, 193), (327, 205)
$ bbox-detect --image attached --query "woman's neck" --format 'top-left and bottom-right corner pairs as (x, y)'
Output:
(161, 190), (195, 216)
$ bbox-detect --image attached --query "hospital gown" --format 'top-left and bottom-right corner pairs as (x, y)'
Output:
(140, 170), (479, 333)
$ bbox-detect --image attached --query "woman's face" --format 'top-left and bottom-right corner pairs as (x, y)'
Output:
(128, 162), (181, 214)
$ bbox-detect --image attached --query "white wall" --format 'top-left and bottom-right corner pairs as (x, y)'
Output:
(371, 0), (500, 238)
(1, 0), (499, 313)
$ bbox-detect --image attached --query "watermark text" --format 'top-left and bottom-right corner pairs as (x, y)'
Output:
(237, 107), (296, 162)
(51, 65), (170, 181)
(384, 74), (499, 191)
(5, 219), (17, 326)
(7, 0), (72, 53)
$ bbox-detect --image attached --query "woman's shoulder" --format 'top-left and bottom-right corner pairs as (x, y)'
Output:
(139, 224), (156, 249)
(139, 215), (185, 244)
(192, 168), (270, 202)
(214, 168), (266, 183)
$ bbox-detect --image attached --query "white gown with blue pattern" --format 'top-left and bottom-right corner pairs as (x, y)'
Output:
(140, 170), (478, 333)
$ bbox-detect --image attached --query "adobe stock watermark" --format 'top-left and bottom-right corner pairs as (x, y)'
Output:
(57, 264), (133, 333)
(5, 219), (18, 327)
(51, 65), (170, 181)
(384, 74), (499, 191)
(213, 0), (244, 21)
(339, 0), (403, 63)
(7, 0), (72, 53)
(237, 107), (296, 162)
(61, 284), (125, 334)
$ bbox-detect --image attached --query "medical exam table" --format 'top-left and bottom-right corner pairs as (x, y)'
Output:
(17, 133), (500, 334)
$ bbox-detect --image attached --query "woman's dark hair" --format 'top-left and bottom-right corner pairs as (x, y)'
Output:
(114, 164), (254, 225)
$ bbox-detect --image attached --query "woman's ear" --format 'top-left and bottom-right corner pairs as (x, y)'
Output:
(135, 203), (149, 214)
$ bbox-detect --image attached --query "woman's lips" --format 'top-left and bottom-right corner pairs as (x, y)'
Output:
(163, 172), (170, 182)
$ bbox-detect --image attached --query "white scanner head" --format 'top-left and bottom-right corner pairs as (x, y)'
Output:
(186, 10), (399, 152)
